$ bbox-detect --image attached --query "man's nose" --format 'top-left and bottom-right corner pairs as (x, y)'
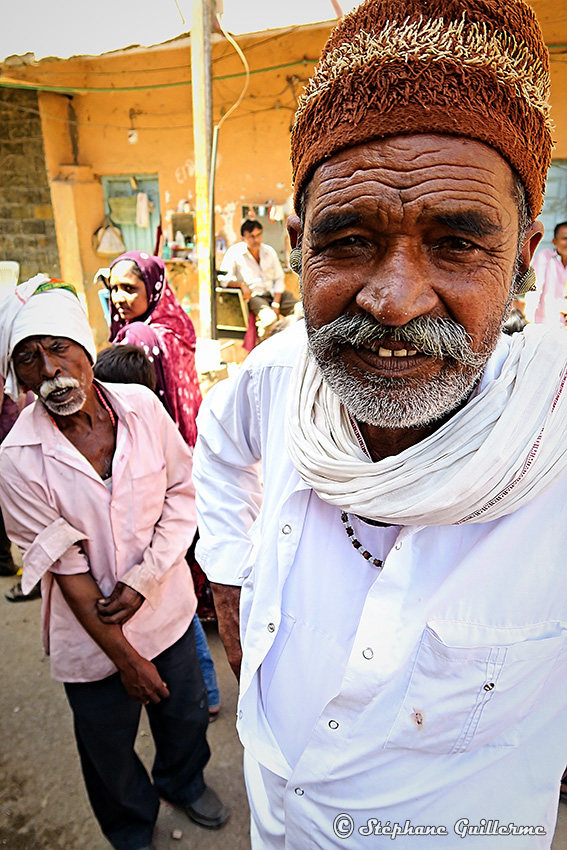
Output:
(355, 248), (438, 327)
(39, 350), (61, 379)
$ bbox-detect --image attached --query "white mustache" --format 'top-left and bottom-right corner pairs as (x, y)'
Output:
(308, 314), (485, 369)
(39, 376), (80, 400)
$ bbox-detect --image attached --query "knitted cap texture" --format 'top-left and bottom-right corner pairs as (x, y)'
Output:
(291, 0), (552, 218)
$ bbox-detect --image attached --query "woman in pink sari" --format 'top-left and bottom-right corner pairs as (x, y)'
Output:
(107, 250), (201, 447)
(105, 251), (219, 716)
(106, 252), (214, 620)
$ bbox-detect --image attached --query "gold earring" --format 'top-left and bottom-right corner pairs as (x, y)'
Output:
(289, 247), (302, 275)
(515, 267), (536, 297)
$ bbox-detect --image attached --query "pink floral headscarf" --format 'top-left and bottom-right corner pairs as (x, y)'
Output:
(107, 251), (202, 446)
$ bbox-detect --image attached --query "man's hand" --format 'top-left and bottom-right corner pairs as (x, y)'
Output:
(211, 583), (242, 680)
(241, 283), (252, 301)
(119, 656), (170, 704)
(54, 573), (166, 703)
(97, 581), (144, 625)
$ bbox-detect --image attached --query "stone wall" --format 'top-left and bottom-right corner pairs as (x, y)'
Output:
(0, 87), (60, 282)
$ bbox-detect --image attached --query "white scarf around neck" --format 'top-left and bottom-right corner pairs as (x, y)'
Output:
(284, 324), (567, 526)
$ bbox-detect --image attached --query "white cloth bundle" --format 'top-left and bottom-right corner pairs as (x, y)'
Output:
(0, 276), (97, 401)
(285, 324), (567, 525)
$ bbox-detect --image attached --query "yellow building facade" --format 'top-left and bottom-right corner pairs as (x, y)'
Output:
(0, 2), (566, 344)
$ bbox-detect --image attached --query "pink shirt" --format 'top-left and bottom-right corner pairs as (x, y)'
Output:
(0, 382), (197, 683)
(528, 247), (567, 326)
(0, 375), (33, 442)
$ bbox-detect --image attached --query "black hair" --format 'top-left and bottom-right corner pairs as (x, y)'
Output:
(93, 344), (157, 392)
(241, 218), (263, 237)
(554, 221), (567, 239)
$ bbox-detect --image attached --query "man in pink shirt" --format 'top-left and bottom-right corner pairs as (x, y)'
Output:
(526, 220), (567, 326)
(0, 278), (228, 850)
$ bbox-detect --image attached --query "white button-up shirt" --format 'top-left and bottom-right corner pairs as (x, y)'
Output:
(194, 323), (567, 848)
(219, 241), (285, 297)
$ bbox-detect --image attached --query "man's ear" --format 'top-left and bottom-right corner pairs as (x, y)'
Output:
(287, 214), (302, 250)
(518, 219), (544, 271)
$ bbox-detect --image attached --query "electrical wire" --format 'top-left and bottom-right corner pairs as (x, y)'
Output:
(0, 92), (296, 131)
(5, 26), (306, 77)
(213, 16), (250, 131)
(0, 58), (316, 94)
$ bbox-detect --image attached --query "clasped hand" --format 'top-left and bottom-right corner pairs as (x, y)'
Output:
(97, 582), (168, 703)
(96, 581), (144, 625)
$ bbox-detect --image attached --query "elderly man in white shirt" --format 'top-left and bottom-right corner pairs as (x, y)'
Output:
(219, 219), (298, 335)
(193, 0), (567, 848)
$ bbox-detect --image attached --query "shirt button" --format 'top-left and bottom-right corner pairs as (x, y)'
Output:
(328, 720), (339, 729)
(281, 524), (292, 535)
(294, 788), (304, 796)
(238, 709), (243, 719)
(395, 541), (402, 550)
(362, 648), (374, 660)
(483, 682), (495, 692)
(267, 622), (276, 633)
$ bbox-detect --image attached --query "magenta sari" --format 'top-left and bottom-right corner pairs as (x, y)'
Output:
(108, 251), (202, 447)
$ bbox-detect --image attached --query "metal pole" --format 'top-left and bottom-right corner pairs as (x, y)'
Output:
(191, 0), (214, 338)
(209, 123), (219, 336)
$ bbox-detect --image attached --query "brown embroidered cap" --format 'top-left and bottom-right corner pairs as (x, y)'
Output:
(291, 0), (552, 218)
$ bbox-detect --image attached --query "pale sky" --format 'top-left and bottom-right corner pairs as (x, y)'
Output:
(2, 0), (360, 63)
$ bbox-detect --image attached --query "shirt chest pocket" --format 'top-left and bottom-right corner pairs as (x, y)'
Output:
(131, 464), (167, 533)
(384, 621), (567, 755)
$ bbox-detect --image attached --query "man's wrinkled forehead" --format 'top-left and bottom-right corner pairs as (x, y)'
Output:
(302, 135), (520, 237)
(14, 334), (75, 352)
(13, 336), (93, 366)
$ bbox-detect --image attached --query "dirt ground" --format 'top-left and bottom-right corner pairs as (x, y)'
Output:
(0, 559), (250, 850)
(1, 557), (567, 850)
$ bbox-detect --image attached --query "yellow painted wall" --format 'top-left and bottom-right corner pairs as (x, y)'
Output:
(20, 23), (330, 340)
(4, 8), (567, 341)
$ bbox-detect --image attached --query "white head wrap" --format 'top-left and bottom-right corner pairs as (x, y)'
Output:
(0, 274), (97, 401)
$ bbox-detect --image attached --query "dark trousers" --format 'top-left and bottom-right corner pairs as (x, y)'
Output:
(65, 622), (209, 850)
(248, 289), (298, 317)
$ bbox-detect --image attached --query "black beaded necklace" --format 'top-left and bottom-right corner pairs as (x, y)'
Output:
(340, 511), (384, 570)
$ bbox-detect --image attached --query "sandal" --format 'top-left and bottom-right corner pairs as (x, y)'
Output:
(5, 580), (41, 602)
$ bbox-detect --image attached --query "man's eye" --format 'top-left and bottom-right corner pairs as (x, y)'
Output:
(16, 352), (34, 364)
(441, 237), (476, 252)
(327, 235), (365, 250)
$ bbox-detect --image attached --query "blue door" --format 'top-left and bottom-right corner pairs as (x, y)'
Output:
(101, 174), (160, 254)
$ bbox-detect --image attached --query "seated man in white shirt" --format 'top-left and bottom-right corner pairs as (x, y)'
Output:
(193, 0), (567, 848)
(0, 278), (229, 850)
(219, 219), (298, 336)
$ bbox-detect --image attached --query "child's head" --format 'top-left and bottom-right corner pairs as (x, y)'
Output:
(94, 344), (157, 392)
